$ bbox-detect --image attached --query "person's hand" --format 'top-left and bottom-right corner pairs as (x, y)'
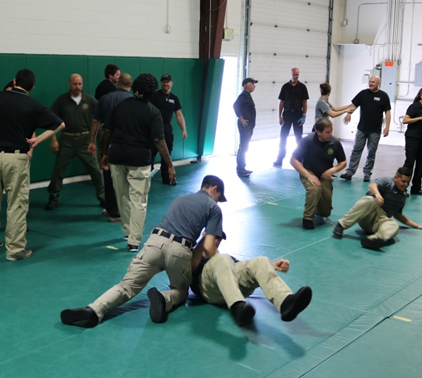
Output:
(101, 155), (109, 171)
(279, 116), (284, 125)
(168, 167), (176, 184)
(50, 140), (59, 154)
(343, 113), (352, 125)
(240, 117), (249, 127)
(307, 174), (321, 187)
(87, 142), (97, 156)
(274, 259), (290, 273)
(182, 130), (188, 140)
(374, 193), (384, 207)
(383, 128), (389, 137)
(321, 168), (334, 181)
(27, 149), (33, 160)
(298, 113), (306, 125)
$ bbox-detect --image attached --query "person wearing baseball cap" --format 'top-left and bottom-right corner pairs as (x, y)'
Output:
(233, 78), (258, 177)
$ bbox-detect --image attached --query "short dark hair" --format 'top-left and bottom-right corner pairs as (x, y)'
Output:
(15, 69), (35, 91)
(320, 82), (331, 96)
(3, 80), (14, 91)
(396, 167), (412, 178)
(132, 73), (158, 100)
(104, 64), (120, 79)
(314, 117), (332, 132)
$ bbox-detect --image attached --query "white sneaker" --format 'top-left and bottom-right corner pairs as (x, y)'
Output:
(6, 250), (33, 261)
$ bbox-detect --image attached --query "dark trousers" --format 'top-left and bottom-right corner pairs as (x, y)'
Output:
(236, 123), (254, 172)
(103, 169), (119, 217)
(151, 124), (174, 184)
(404, 136), (422, 192)
(275, 110), (303, 164)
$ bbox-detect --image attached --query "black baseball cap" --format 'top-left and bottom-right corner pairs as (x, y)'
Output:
(160, 74), (172, 82)
(242, 77), (258, 87)
(201, 175), (227, 202)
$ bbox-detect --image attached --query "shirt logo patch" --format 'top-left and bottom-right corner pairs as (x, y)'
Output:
(82, 104), (89, 110)
(327, 148), (334, 155)
(169, 99), (175, 104)
(374, 97), (380, 101)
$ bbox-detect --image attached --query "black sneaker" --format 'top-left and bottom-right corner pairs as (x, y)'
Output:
(230, 301), (256, 327)
(302, 218), (315, 229)
(280, 286), (312, 322)
(363, 176), (371, 182)
(273, 161), (282, 168)
(60, 307), (99, 327)
(340, 173), (352, 180)
(147, 287), (167, 323)
(361, 237), (387, 250)
(127, 244), (139, 252)
(333, 222), (344, 239)
(45, 201), (58, 210)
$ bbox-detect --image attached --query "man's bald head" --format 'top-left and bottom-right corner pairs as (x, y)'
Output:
(68, 74), (83, 96)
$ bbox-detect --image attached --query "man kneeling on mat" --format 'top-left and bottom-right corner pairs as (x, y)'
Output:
(333, 166), (422, 250)
(190, 233), (312, 326)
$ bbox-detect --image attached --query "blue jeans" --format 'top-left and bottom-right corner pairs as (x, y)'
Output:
(346, 129), (381, 177)
(237, 123), (254, 172)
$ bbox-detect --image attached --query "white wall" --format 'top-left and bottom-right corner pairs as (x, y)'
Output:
(330, 0), (422, 147)
(0, 0), (200, 58)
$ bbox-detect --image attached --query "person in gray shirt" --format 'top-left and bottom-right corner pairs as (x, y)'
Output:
(333, 167), (422, 250)
(60, 175), (226, 327)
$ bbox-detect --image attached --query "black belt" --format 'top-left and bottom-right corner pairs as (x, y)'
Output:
(152, 228), (194, 250)
(0, 149), (27, 154)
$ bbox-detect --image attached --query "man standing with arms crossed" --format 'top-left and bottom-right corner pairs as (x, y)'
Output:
(340, 76), (391, 182)
(150, 74), (187, 186)
(0, 69), (64, 260)
(274, 67), (309, 168)
(233, 77), (258, 177)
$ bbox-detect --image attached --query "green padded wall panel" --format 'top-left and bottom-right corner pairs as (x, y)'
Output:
(0, 54), (206, 183)
(198, 58), (224, 156)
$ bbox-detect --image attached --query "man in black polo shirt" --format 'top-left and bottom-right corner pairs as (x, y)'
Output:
(150, 74), (187, 185)
(95, 64), (120, 101)
(333, 167), (422, 250)
(233, 77), (258, 177)
(0, 69), (64, 260)
(45, 74), (104, 210)
(101, 73), (175, 252)
(291, 118), (347, 229)
(274, 67), (309, 167)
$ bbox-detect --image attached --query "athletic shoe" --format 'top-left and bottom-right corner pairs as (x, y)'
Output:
(361, 237), (387, 250)
(333, 222), (344, 239)
(302, 218), (315, 229)
(60, 307), (99, 327)
(45, 201), (58, 210)
(280, 286), (312, 322)
(363, 176), (371, 182)
(6, 250), (33, 261)
(127, 244), (139, 252)
(147, 287), (168, 323)
(109, 217), (121, 223)
(230, 301), (256, 327)
(340, 173), (352, 180)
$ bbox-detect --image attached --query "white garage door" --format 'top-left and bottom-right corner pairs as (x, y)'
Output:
(248, 0), (332, 140)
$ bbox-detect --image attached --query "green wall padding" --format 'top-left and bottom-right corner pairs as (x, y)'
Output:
(0, 54), (205, 183)
(198, 58), (225, 157)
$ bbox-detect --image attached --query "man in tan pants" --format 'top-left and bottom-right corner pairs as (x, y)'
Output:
(191, 235), (312, 326)
(290, 118), (346, 229)
(333, 167), (422, 250)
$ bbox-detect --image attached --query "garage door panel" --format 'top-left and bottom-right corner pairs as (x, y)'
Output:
(249, 0), (330, 141)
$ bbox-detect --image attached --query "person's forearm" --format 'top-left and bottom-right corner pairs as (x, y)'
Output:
(302, 100), (307, 114)
(402, 115), (422, 124)
(39, 123), (64, 144)
(90, 119), (100, 143)
(279, 101), (285, 117)
(290, 157), (310, 178)
(154, 139), (173, 168)
(176, 112), (186, 133)
(368, 183), (381, 196)
(332, 161), (347, 173)
(385, 111), (391, 129)
(203, 235), (217, 258)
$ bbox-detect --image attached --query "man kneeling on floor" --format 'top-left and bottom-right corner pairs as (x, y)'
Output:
(190, 234), (312, 326)
(333, 167), (422, 250)
(60, 175), (226, 327)
(290, 117), (347, 229)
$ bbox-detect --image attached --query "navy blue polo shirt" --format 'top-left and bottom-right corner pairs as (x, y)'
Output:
(366, 177), (407, 217)
(233, 90), (256, 128)
(292, 132), (346, 178)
